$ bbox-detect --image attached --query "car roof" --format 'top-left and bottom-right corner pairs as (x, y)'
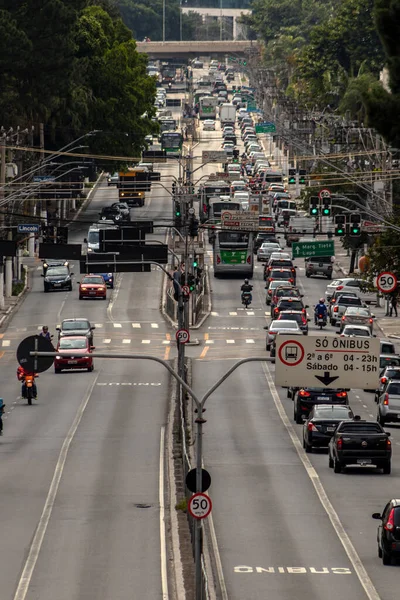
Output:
(62, 318), (89, 323)
(343, 324), (370, 330)
(270, 319), (300, 327)
(59, 335), (89, 341)
(278, 296), (302, 302)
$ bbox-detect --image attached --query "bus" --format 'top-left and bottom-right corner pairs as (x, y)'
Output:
(199, 180), (231, 222)
(213, 230), (254, 278)
(199, 96), (218, 119)
(208, 198), (241, 243)
(194, 90), (212, 105)
(160, 131), (183, 156)
(158, 118), (177, 133)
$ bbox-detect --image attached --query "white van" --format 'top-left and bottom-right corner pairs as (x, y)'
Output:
(84, 222), (118, 253)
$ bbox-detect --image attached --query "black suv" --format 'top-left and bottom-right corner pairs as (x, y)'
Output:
(99, 206), (122, 222)
(288, 387), (349, 424)
(372, 499), (400, 565)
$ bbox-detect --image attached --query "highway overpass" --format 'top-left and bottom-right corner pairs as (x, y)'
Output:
(136, 40), (253, 58)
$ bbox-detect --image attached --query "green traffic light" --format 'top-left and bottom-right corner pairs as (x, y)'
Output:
(193, 260), (198, 268)
(311, 208), (318, 215)
(323, 209), (331, 216)
(351, 227), (360, 235)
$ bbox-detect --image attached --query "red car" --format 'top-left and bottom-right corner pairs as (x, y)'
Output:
(54, 336), (94, 373)
(79, 274), (107, 300)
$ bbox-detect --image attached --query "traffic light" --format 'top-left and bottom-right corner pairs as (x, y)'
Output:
(42, 226), (55, 243)
(299, 170), (307, 185)
(172, 181), (176, 198)
(350, 213), (361, 236)
(334, 215), (346, 237)
(192, 254), (198, 269)
(309, 198), (319, 216)
(288, 169), (296, 185)
(188, 273), (196, 292)
(189, 217), (199, 237)
(322, 196), (331, 216)
(56, 226), (68, 244)
(174, 201), (182, 229)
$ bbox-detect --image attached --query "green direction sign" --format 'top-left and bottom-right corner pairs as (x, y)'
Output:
(255, 123), (276, 134)
(292, 240), (335, 259)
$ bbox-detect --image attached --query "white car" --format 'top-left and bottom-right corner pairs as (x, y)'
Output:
(325, 278), (377, 304)
(203, 120), (216, 131)
(234, 191), (250, 203)
(266, 320), (302, 352)
(270, 251), (290, 261)
(340, 324), (373, 338)
(257, 242), (281, 262)
(231, 180), (248, 193)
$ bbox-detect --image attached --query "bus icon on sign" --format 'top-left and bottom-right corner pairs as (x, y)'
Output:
(285, 345), (299, 360)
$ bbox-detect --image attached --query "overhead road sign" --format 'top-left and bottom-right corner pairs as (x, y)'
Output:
(39, 243), (81, 260)
(255, 122), (276, 134)
(120, 220), (154, 233)
(83, 244), (168, 264)
(202, 150), (229, 162)
(17, 335), (55, 373)
(221, 210), (258, 231)
(18, 224), (40, 234)
(0, 240), (18, 257)
(188, 493), (212, 520)
(377, 271), (397, 294)
(292, 240), (334, 259)
(275, 334), (380, 389)
(362, 220), (385, 233)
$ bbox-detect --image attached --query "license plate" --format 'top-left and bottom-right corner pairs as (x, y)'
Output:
(89, 291), (96, 295)
(317, 396), (327, 400)
(326, 427), (335, 432)
(68, 360), (77, 364)
(54, 283), (61, 287)
(357, 459), (372, 464)
(319, 263), (323, 267)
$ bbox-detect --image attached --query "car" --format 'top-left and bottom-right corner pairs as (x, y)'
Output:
(57, 318), (95, 346)
(107, 172), (119, 186)
(340, 324), (373, 337)
(377, 379), (400, 425)
(264, 258), (297, 282)
(265, 280), (292, 305)
(271, 285), (301, 310)
(372, 499), (400, 565)
(223, 126), (235, 136)
(99, 205), (123, 222)
(42, 259), (69, 276)
(231, 181), (248, 194)
(192, 60), (203, 68)
(221, 142), (234, 155)
(305, 255), (333, 279)
(257, 242), (281, 262)
(325, 277), (377, 304)
(375, 366), (400, 402)
(254, 234), (278, 253)
(99, 273), (114, 289)
(277, 310), (309, 334)
(303, 404), (354, 452)
(329, 289), (358, 307)
(273, 296), (307, 318)
(42, 266), (73, 292)
(329, 295), (364, 326)
(79, 274), (107, 300)
(380, 353), (400, 371)
(289, 387), (349, 424)
(54, 336), (94, 373)
(203, 120), (216, 131)
(380, 340), (396, 356)
(111, 202), (130, 221)
(267, 184), (286, 194)
(266, 319), (302, 354)
(267, 268), (295, 286)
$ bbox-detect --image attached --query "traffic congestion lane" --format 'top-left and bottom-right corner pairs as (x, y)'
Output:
(17, 359), (170, 600)
(192, 360), (368, 600)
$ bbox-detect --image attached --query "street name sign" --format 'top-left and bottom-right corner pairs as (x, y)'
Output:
(33, 175), (55, 183)
(292, 240), (334, 259)
(221, 210), (258, 231)
(255, 122), (276, 134)
(202, 150), (229, 162)
(18, 224), (40, 234)
(275, 334), (381, 389)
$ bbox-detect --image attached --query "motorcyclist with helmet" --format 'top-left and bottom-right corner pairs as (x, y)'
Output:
(314, 297), (328, 325)
(241, 279), (253, 304)
(17, 366), (38, 399)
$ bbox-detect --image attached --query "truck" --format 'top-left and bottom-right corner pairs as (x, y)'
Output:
(118, 168), (151, 207)
(219, 103), (236, 127)
(285, 215), (316, 247)
(328, 419), (392, 474)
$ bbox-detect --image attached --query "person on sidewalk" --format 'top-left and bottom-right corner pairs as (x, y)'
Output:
(390, 292), (398, 317)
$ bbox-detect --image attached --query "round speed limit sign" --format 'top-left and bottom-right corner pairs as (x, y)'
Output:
(176, 328), (190, 344)
(188, 493), (212, 520)
(377, 271), (398, 294)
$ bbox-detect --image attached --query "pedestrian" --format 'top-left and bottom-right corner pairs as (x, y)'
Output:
(390, 293), (398, 317)
(0, 398), (5, 436)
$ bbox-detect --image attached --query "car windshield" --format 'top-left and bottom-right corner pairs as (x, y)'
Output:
(62, 321), (89, 331)
(338, 423), (382, 433)
(87, 231), (99, 244)
(271, 271), (292, 278)
(279, 313), (303, 323)
(313, 406), (352, 419)
(380, 356), (400, 368)
(59, 339), (87, 349)
(268, 281), (285, 291)
(345, 308), (370, 316)
(270, 321), (299, 330)
(82, 277), (104, 284)
(339, 297), (362, 306)
(46, 268), (68, 276)
(276, 289), (296, 297)
(270, 260), (293, 268)
(387, 383), (400, 394)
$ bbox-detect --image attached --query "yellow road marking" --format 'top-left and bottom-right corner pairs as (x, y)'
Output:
(199, 346), (209, 359)
(164, 346), (171, 360)
(204, 333), (209, 341)
(0, 351), (4, 359)
(166, 333), (171, 340)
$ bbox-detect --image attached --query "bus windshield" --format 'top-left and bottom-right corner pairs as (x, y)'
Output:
(160, 132), (183, 155)
(209, 202), (241, 219)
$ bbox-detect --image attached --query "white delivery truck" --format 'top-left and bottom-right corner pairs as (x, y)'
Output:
(219, 103), (236, 126)
(285, 215), (316, 247)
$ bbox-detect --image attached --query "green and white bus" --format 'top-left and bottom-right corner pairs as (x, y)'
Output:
(160, 131), (183, 156)
(213, 230), (254, 278)
(199, 96), (218, 119)
(199, 180), (231, 222)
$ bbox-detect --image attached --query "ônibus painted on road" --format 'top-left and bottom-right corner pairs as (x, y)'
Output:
(213, 230), (254, 278)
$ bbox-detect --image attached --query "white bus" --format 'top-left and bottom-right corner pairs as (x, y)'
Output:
(199, 96), (218, 119)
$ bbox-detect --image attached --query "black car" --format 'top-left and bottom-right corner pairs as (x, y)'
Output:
(99, 206), (122, 222)
(288, 387), (349, 424)
(302, 404), (354, 452)
(57, 318), (95, 346)
(111, 202), (130, 221)
(372, 499), (400, 565)
(42, 259), (69, 276)
(42, 266), (73, 292)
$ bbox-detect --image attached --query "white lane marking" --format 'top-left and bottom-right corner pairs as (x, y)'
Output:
(229, 312), (238, 316)
(162, 340), (171, 345)
(205, 340), (214, 345)
(261, 363), (381, 600)
(142, 340), (151, 344)
(159, 426), (169, 600)
(362, 404), (367, 408)
(56, 297), (67, 323)
(107, 273), (122, 322)
(226, 340), (235, 344)
(151, 323), (159, 329)
(94, 323), (103, 328)
(246, 311), (255, 315)
(103, 339), (111, 344)
(211, 312), (219, 316)
(245, 339), (255, 344)
(13, 373), (100, 600)
(122, 339), (131, 344)
(113, 323), (122, 328)
(369, 414), (374, 418)
(355, 395), (360, 399)
(36, 266), (41, 271)
(132, 323), (141, 328)
(2, 340), (10, 347)
(265, 312), (270, 316)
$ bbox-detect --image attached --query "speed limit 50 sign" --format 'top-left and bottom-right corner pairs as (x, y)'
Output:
(188, 493), (212, 520)
(377, 271), (398, 294)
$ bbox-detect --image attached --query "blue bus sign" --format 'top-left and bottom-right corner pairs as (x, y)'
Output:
(18, 224), (40, 234)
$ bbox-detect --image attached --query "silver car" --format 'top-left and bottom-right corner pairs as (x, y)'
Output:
(339, 306), (375, 333)
(266, 319), (301, 351)
(340, 324), (373, 337)
(377, 380), (400, 425)
(257, 242), (281, 262)
(375, 366), (400, 403)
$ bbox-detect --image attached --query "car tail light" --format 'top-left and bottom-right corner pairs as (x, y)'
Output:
(336, 391), (347, 398)
(387, 438), (392, 449)
(333, 306), (338, 313)
(288, 278), (294, 283)
(216, 255), (221, 264)
(336, 285), (343, 290)
(299, 390), (310, 397)
(337, 438), (343, 450)
(268, 290), (272, 295)
(331, 298), (336, 303)
(369, 318), (373, 323)
(384, 508), (395, 531)
(302, 317), (307, 325)
(307, 422), (317, 431)
(269, 331), (277, 336)
(203, 204), (207, 214)
(381, 377), (387, 384)
(383, 393), (389, 405)
(274, 308), (279, 314)
(341, 316), (345, 321)
(246, 255), (252, 264)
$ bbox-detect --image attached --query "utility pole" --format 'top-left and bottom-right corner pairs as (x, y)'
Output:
(0, 138), (6, 309)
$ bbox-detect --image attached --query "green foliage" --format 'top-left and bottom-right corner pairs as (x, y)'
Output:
(365, 218), (400, 276)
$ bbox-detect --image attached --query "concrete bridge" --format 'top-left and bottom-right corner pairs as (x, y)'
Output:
(136, 40), (253, 58)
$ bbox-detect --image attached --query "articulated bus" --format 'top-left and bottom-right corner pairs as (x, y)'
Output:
(199, 180), (231, 222)
(213, 230), (254, 278)
(160, 131), (183, 156)
(199, 96), (218, 119)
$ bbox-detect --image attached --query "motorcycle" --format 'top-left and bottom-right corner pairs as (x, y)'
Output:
(23, 373), (37, 405)
(316, 314), (327, 330)
(241, 292), (252, 308)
